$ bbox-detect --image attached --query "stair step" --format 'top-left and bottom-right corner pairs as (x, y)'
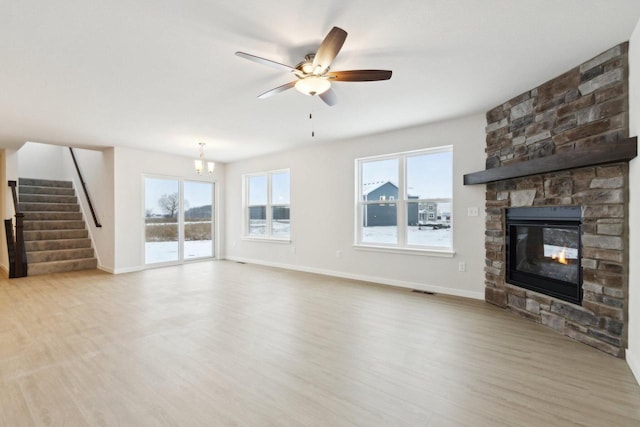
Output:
(27, 248), (95, 263)
(25, 238), (92, 252)
(19, 185), (76, 196)
(19, 203), (80, 212)
(24, 229), (88, 241)
(19, 178), (73, 188)
(16, 177), (96, 276)
(28, 258), (98, 276)
(24, 220), (86, 231)
(19, 194), (78, 204)
(23, 211), (84, 221)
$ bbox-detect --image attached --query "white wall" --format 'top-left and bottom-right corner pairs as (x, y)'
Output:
(627, 17), (640, 384)
(224, 113), (487, 299)
(2, 149), (19, 273)
(113, 147), (225, 273)
(17, 142), (67, 181)
(0, 149), (6, 275)
(65, 147), (116, 272)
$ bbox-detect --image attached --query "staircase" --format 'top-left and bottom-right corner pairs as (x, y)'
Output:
(18, 178), (98, 275)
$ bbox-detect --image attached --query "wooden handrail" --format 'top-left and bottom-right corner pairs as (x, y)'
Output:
(68, 148), (102, 228)
(6, 180), (27, 278)
(9, 180), (19, 211)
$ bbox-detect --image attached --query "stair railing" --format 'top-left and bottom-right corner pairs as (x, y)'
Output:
(68, 148), (102, 228)
(5, 180), (27, 278)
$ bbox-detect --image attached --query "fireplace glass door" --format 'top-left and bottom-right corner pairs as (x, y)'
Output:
(513, 225), (579, 282)
(506, 206), (582, 304)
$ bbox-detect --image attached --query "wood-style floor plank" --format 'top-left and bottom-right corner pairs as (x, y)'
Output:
(1, 261), (639, 426)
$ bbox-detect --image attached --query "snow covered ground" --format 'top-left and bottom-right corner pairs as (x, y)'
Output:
(145, 240), (213, 264)
(362, 226), (451, 247)
(145, 225), (450, 264)
(248, 220), (290, 236)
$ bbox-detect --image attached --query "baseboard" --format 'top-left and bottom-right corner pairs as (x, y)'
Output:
(111, 265), (145, 274)
(224, 256), (484, 300)
(98, 265), (116, 274)
(627, 348), (640, 386)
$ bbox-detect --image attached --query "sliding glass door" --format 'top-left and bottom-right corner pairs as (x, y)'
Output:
(184, 181), (214, 259)
(145, 177), (180, 264)
(144, 177), (214, 265)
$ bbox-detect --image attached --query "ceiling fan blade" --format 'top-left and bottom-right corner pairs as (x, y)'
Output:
(312, 27), (347, 73)
(319, 88), (337, 106)
(328, 70), (393, 82)
(257, 81), (297, 99)
(235, 52), (300, 74)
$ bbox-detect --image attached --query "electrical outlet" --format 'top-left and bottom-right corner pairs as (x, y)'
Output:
(468, 207), (479, 217)
(458, 262), (466, 272)
(291, 246), (296, 254)
(336, 250), (342, 258)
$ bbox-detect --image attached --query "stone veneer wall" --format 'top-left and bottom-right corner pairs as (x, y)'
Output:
(483, 43), (629, 357)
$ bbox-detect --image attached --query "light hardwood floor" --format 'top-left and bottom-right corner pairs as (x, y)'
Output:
(1, 261), (639, 426)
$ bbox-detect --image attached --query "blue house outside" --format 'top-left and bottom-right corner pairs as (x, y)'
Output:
(363, 182), (419, 226)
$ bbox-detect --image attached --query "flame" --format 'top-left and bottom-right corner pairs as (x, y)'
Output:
(551, 247), (568, 265)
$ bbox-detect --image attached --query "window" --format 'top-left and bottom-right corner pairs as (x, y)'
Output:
(244, 170), (290, 239)
(144, 177), (215, 265)
(356, 146), (452, 252)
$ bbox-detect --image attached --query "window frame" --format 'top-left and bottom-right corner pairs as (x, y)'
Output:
(354, 146), (454, 256)
(243, 169), (291, 242)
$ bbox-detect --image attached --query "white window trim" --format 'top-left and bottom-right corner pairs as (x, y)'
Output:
(243, 169), (291, 242)
(354, 146), (453, 253)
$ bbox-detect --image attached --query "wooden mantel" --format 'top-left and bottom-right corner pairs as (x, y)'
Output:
(463, 136), (637, 185)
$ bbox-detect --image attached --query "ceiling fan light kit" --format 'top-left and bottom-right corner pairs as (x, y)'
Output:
(295, 76), (331, 96)
(235, 26), (392, 106)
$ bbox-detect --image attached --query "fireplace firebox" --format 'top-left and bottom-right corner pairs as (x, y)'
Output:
(506, 206), (582, 305)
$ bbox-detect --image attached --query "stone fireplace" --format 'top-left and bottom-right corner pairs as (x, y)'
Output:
(473, 43), (634, 357)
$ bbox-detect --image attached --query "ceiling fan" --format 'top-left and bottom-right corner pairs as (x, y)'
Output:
(235, 27), (392, 106)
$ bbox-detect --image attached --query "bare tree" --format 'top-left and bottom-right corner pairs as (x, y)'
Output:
(158, 193), (179, 218)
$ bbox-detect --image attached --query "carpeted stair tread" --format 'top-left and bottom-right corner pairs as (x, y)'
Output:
(19, 178), (73, 188)
(25, 238), (92, 252)
(27, 258), (98, 275)
(27, 248), (96, 263)
(19, 185), (76, 196)
(24, 220), (86, 231)
(19, 194), (78, 204)
(24, 229), (88, 241)
(23, 211), (84, 221)
(19, 202), (80, 212)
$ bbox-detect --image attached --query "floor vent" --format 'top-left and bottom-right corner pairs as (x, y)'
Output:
(412, 290), (435, 295)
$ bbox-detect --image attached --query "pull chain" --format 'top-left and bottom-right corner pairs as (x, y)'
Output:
(310, 100), (315, 137)
(310, 113), (315, 137)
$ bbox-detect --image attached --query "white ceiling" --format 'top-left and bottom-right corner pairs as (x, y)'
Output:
(2, 1), (640, 163)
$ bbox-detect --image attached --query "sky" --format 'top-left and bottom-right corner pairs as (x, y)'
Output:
(145, 178), (213, 215)
(362, 151), (452, 199)
(246, 152), (451, 207)
(249, 172), (290, 205)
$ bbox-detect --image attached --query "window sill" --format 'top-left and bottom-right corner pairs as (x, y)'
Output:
(353, 244), (455, 258)
(242, 236), (291, 244)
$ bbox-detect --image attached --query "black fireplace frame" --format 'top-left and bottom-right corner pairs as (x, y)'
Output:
(506, 206), (583, 305)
